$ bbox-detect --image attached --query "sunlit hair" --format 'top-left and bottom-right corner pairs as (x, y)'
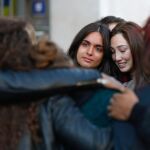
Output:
(24, 22), (37, 45)
(111, 21), (145, 88)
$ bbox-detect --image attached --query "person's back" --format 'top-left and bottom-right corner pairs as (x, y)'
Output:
(0, 17), (74, 150)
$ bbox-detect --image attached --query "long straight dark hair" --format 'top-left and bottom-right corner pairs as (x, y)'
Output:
(68, 22), (117, 76)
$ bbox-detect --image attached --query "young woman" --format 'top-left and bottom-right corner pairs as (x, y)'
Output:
(110, 21), (145, 89)
(100, 17), (150, 148)
(68, 22), (116, 76)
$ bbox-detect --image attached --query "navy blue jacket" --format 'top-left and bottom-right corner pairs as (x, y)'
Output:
(129, 85), (150, 147)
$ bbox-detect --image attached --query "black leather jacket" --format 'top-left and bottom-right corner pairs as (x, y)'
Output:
(0, 68), (113, 150)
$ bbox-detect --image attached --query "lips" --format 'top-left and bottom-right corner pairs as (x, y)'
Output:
(117, 62), (126, 68)
(82, 57), (93, 63)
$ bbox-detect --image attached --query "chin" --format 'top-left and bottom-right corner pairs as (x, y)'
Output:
(120, 68), (130, 73)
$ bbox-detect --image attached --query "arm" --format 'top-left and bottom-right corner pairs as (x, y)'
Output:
(103, 77), (150, 145)
(49, 95), (113, 150)
(107, 89), (139, 120)
(0, 68), (100, 102)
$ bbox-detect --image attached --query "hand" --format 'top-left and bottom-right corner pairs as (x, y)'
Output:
(97, 73), (125, 92)
(107, 88), (139, 120)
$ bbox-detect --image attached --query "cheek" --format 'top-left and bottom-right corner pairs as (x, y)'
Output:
(127, 55), (133, 68)
(112, 54), (116, 61)
(77, 46), (85, 56)
(76, 47), (84, 63)
(95, 52), (104, 64)
(124, 51), (132, 61)
(76, 51), (81, 63)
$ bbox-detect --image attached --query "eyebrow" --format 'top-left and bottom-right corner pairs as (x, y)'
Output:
(82, 40), (103, 47)
(116, 45), (128, 48)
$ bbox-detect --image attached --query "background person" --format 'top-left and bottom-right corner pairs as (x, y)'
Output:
(95, 15), (125, 31)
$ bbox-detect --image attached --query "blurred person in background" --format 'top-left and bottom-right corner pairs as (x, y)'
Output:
(95, 15), (125, 31)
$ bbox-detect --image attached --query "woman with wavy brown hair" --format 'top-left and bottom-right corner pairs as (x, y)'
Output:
(0, 17), (75, 150)
(100, 17), (150, 148)
(110, 21), (145, 89)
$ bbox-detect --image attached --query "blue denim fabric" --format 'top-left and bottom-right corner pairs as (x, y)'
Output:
(0, 68), (113, 150)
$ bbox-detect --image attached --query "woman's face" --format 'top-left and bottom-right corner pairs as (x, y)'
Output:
(111, 33), (133, 73)
(77, 32), (104, 68)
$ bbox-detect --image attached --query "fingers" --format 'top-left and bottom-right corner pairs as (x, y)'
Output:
(107, 94), (122, 117)
(107, 97), (115, 117)
(99, 73), (126, 92)
(97, 78), (109, 85)
(107, 91), (139, 120)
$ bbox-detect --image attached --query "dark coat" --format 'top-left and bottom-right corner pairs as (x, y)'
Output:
(129, 85), (150, 147)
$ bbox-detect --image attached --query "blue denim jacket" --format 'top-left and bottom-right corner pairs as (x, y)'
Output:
(0, 68), (113, 150)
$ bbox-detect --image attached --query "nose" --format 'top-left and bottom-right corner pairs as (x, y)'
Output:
(114, 51), (122, 62)
(87, 46), (94, 55)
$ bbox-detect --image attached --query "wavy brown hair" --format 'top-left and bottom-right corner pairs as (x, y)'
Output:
(111, 21), (145, 88)
(0, 17), (73, 150)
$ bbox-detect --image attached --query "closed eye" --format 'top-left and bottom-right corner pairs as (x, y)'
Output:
(118, 45), (129, 52)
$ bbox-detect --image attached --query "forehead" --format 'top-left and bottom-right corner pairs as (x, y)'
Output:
(111, 33), (128, 47)
(84, 32), (102, 42)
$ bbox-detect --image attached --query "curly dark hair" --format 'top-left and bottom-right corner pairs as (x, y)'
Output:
(0, 17), (73, 149)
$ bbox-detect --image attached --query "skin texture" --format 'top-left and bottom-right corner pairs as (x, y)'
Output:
(111, 33), (133, 73)
(77, 32), (104, 68)
(107, 89), (139, 120)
